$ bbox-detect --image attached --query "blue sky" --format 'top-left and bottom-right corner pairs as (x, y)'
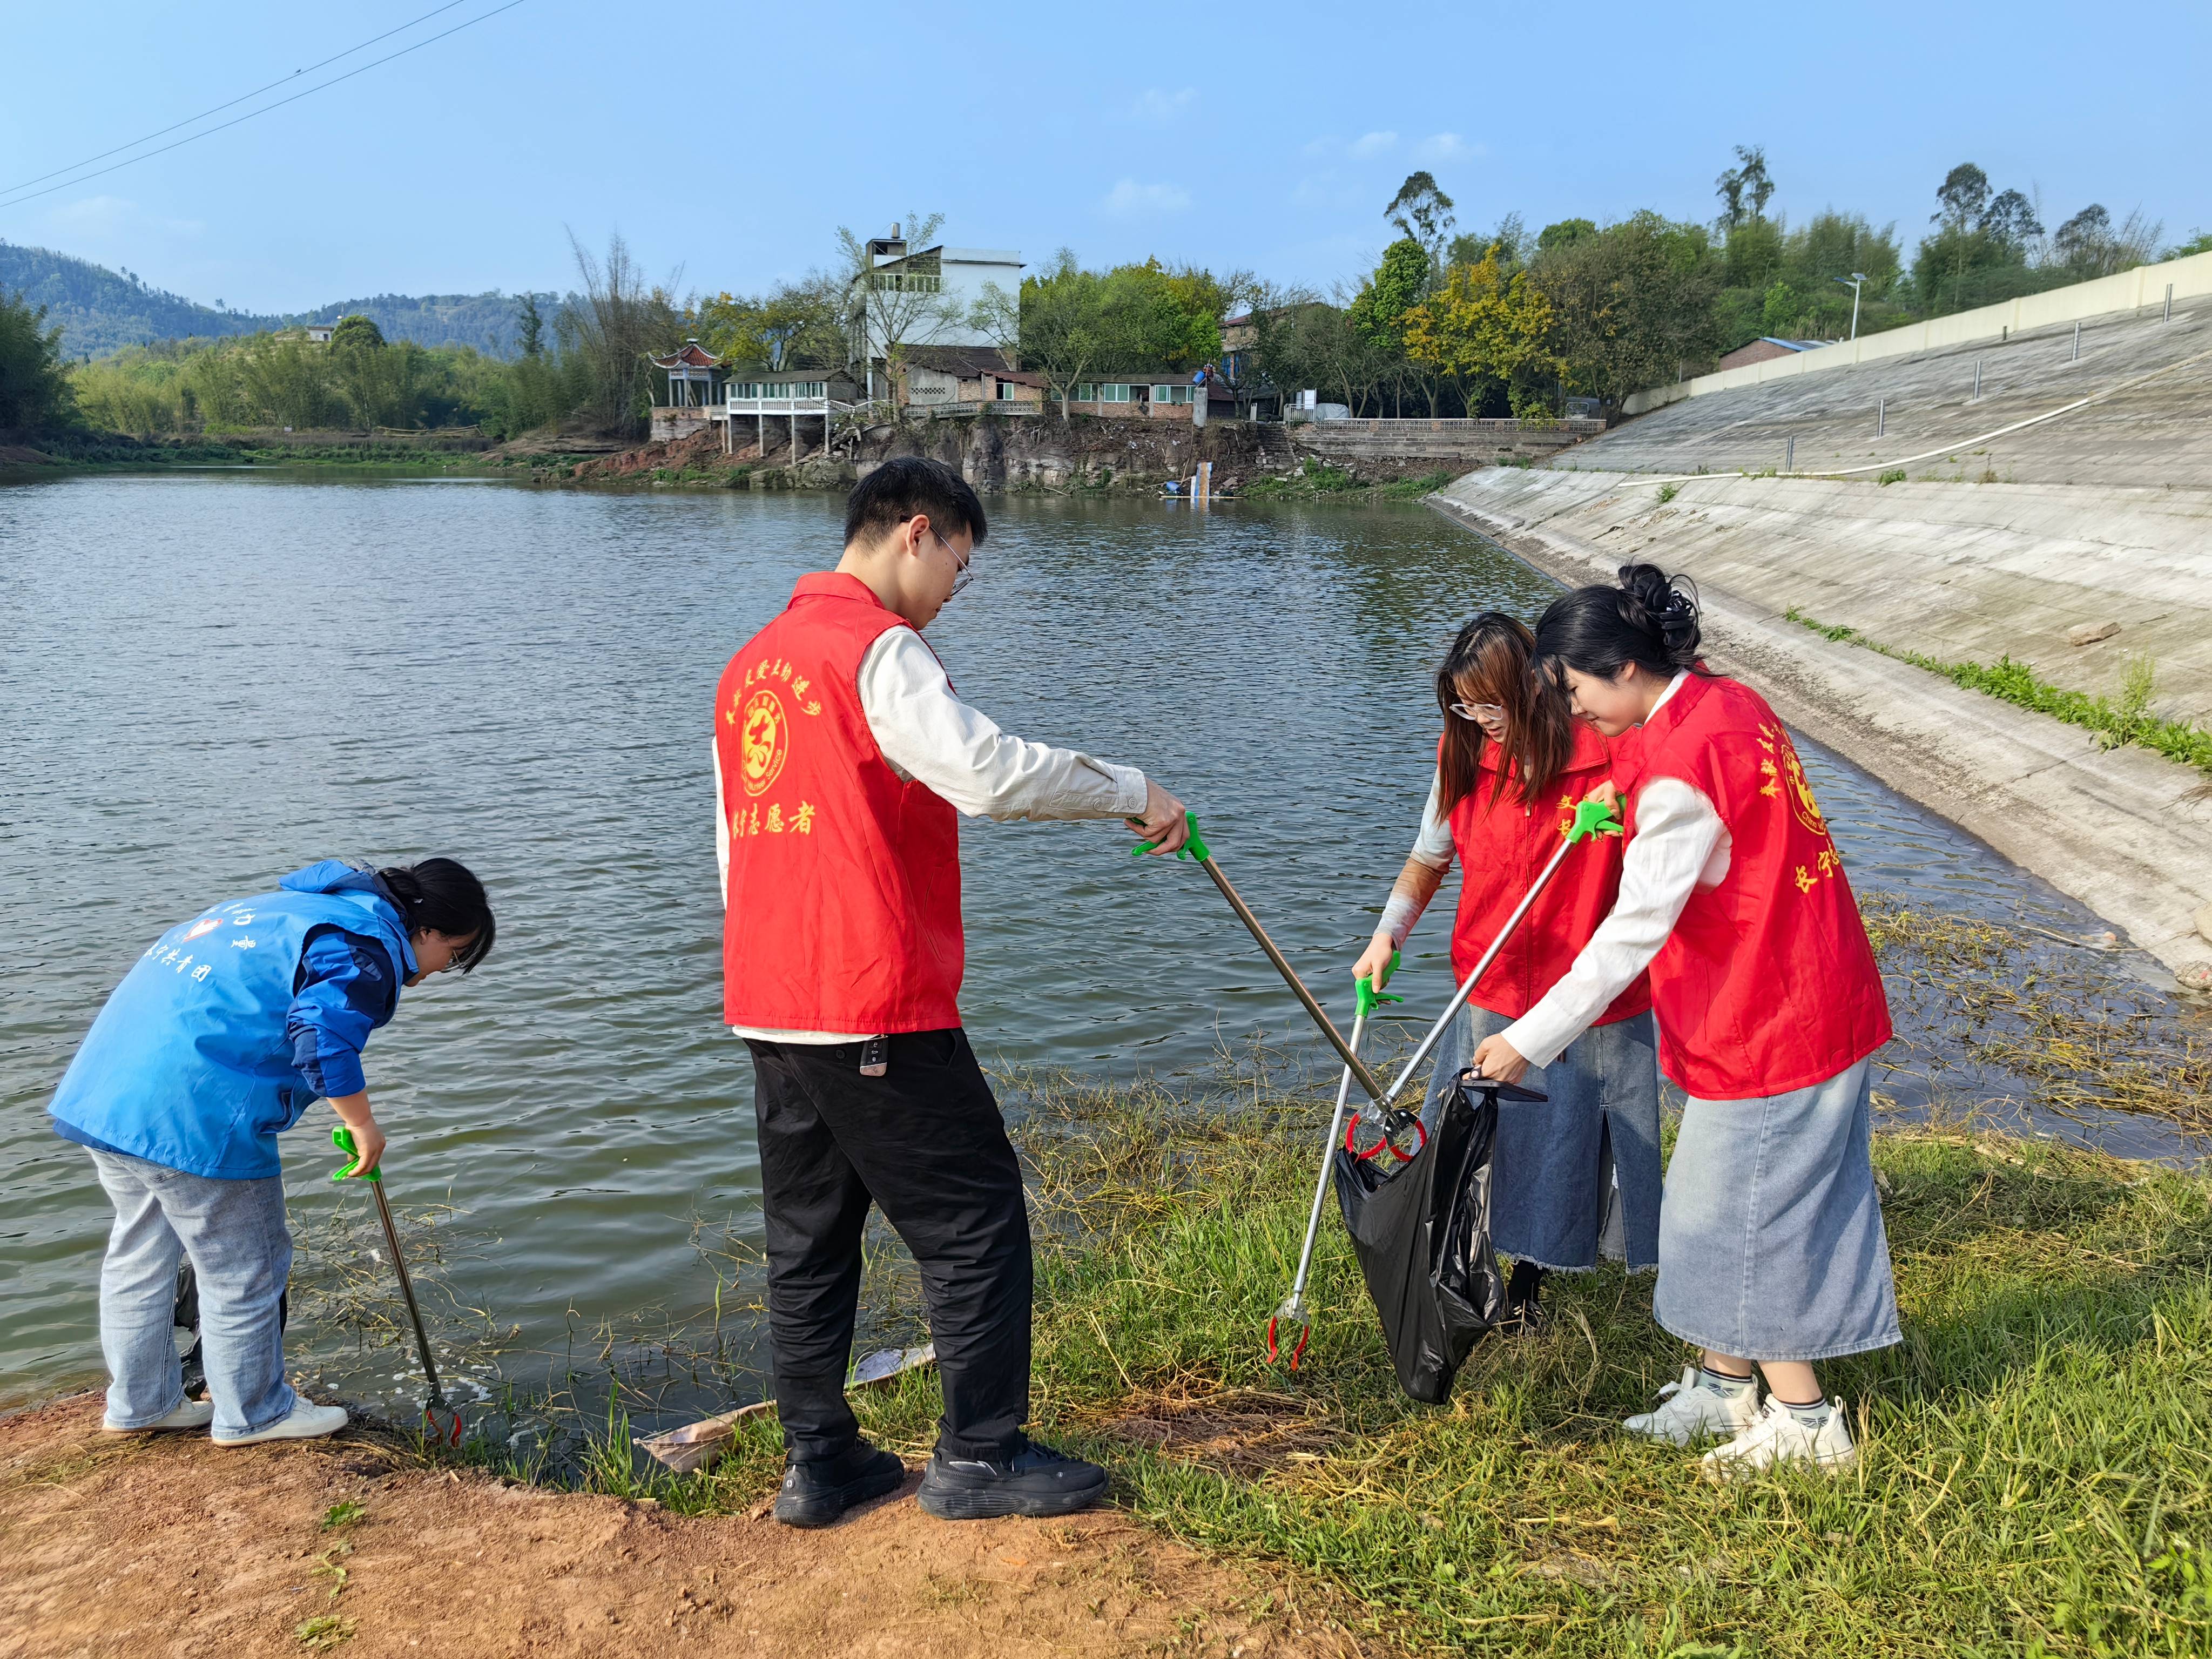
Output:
(4, 0), (2206, 313)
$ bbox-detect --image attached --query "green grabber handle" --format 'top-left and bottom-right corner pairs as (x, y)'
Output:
(1129, 811), (1212, 862)
(1564, 794), (1624, 845)
(1357, 950), (1403, 1020)
(331, 1124), (382, 1184)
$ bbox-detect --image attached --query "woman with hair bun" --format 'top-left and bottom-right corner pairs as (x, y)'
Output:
(1351, 612), (1661, 1332)
(1470, 565), (1897, 1476)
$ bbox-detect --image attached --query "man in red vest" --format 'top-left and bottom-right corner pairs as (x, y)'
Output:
(715, 457), (1189, 1528)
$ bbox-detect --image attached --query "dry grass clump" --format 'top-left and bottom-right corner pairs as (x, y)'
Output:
(1863, 893), (2210, 1142)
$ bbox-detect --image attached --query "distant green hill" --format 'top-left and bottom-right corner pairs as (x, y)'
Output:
(292, 291), (556, 358)
(0, 241), (556, 360)
(0, 242), (268, 355)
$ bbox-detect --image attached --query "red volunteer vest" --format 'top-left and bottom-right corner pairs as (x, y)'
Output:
(717, 572), (964, 1031)
(1446, 722), (1650, 1024)
(1628, 673), (1892, 1100)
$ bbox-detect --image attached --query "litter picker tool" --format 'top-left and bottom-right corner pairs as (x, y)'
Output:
(1368, 793), (1624, 1114)
(1267, 952), (1399, 1370)
(332, 1127), (461, 1446)
(1129, 815), (1389, 1103)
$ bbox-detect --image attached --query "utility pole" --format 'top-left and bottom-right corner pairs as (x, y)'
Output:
(1832, 273), (1866, 342)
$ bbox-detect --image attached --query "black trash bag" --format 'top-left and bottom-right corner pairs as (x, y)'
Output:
(1332, 1068), (1545, 1404)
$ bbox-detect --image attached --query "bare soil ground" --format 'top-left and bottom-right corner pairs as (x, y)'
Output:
(0, 1395), (1374, 1659)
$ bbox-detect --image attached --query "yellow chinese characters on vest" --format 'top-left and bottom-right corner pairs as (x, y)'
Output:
(726, 656), (824, 840)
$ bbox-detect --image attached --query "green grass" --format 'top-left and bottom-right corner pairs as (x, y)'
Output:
(483, 1080), (2212, 1657)
(1242, 463), (1461, 503)
(1657, 483), (1680, 504)
(1784, 609), (2212, 779)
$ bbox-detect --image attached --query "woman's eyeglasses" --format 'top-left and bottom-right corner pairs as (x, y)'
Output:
(1449, 701), (1506, 725)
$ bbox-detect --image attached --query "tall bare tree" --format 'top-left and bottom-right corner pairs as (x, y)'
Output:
(564, 229), (679, 437)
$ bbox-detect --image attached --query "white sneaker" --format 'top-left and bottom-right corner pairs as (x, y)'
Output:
(103, 1398), (215, 1433)
(1623, 1365), (1761, 1447)
(213, 1401), (349, 1446)
(1699, 1395), (1857, 1479)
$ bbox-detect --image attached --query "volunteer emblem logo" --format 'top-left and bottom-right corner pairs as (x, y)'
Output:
(1772, 726), (1828, 837)
(740, 689), (789, 797)
(182, 918), (222, 942)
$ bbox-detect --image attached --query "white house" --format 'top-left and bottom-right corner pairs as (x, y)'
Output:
(849, 227), (1022, 400)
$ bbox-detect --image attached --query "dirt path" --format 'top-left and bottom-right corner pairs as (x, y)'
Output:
(0, 1396), (1373, 1659)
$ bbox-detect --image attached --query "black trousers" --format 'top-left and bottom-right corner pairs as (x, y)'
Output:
(744, 1029), (1033, 1462)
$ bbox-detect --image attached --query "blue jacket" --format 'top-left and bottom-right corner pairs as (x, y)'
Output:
(49, 862), (417, 1179)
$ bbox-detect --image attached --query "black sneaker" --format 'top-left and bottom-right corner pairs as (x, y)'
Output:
(772, 1441), (906, 1529)
(1501, 1261), (1547, 1335)
(915, 1438), (1108, 1521)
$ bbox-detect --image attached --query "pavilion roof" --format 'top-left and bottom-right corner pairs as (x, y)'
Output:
(650, 340), (721, 369)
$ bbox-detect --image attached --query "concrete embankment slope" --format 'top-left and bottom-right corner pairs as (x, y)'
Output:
(1431, 466), (2212, 988)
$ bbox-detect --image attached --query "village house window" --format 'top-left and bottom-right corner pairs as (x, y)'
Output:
(1093, 383), (1132, 403)
(1152, 384), (1193, 405)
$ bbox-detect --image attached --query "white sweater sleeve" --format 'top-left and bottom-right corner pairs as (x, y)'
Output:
(858, 629), (1151, 821)
(714, 738), (730, 908)
(1498, 777), (1729, 1068)
(1380, 768), (1456, 944)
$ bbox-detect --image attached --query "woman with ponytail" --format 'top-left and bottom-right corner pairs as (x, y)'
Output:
(1351, 613), (1661, 1332)
(1471, 566), (1897, 1476)
(49, 858), (494, 1447)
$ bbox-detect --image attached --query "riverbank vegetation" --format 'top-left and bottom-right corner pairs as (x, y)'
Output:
(1785, 609), (2212, 779)
(451, 1073), (2209, 1657)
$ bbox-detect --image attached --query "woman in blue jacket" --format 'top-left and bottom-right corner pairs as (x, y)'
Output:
(49, 858), (494, 1446)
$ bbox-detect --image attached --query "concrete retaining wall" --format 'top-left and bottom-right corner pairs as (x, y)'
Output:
(1431, 467), (2212, 986)
(1624, 249), (2212, 415)
(1294, 416), (1602, 468)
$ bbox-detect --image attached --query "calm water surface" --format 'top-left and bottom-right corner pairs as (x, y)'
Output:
(1, 473), (2190, 1426)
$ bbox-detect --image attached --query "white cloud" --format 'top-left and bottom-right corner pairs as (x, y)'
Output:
(1301, 134), (1339, 157)
(1349, 130), (1398, 159)
(1415, 132), (1474, 161)
(1102, 178), (1192, 216)
(1131, 86), (1198, 125)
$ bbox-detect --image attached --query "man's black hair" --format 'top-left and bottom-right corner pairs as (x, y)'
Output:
(842, 456), (987, 549)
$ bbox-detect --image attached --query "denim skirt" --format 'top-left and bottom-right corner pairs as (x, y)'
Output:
(1424, 1004), (1662, 1271)
(1653, 1057), (1901, 1363)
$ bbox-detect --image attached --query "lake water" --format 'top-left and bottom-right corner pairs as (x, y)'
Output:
(2, 471), (2196, 1432)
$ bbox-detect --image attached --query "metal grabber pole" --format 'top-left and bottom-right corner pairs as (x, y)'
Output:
(1129, 816), (1388, 1102)
(1269, 952), (1399, 1369)
(333, 1127), (461, 1445)
(1373, 794), (1625, 1114)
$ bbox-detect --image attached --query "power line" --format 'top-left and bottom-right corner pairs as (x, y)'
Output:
(0, 0), (529, 213)
(0, 2), (470, 198)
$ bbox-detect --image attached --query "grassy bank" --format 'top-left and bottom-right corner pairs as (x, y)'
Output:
(482, 1071), (2210, 1658)
(1785, 608), (2212, 779)
(1242, 462), (1468, 503)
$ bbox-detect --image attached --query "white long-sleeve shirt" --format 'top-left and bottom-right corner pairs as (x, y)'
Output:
(716, 626), (1150, 1043)
(1498, 675), (1733, 1069)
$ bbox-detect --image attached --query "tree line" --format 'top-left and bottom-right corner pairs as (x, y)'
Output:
(1238, 152), (2204, 420)
(5, 151), (2202, 439)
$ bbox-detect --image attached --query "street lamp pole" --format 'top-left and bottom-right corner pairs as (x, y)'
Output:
(1833, 272), (1866, 342)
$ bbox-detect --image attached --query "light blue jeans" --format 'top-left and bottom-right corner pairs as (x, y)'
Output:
(86, 1148), (297, 1437)
(1424, 1005), (1663, 1271)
